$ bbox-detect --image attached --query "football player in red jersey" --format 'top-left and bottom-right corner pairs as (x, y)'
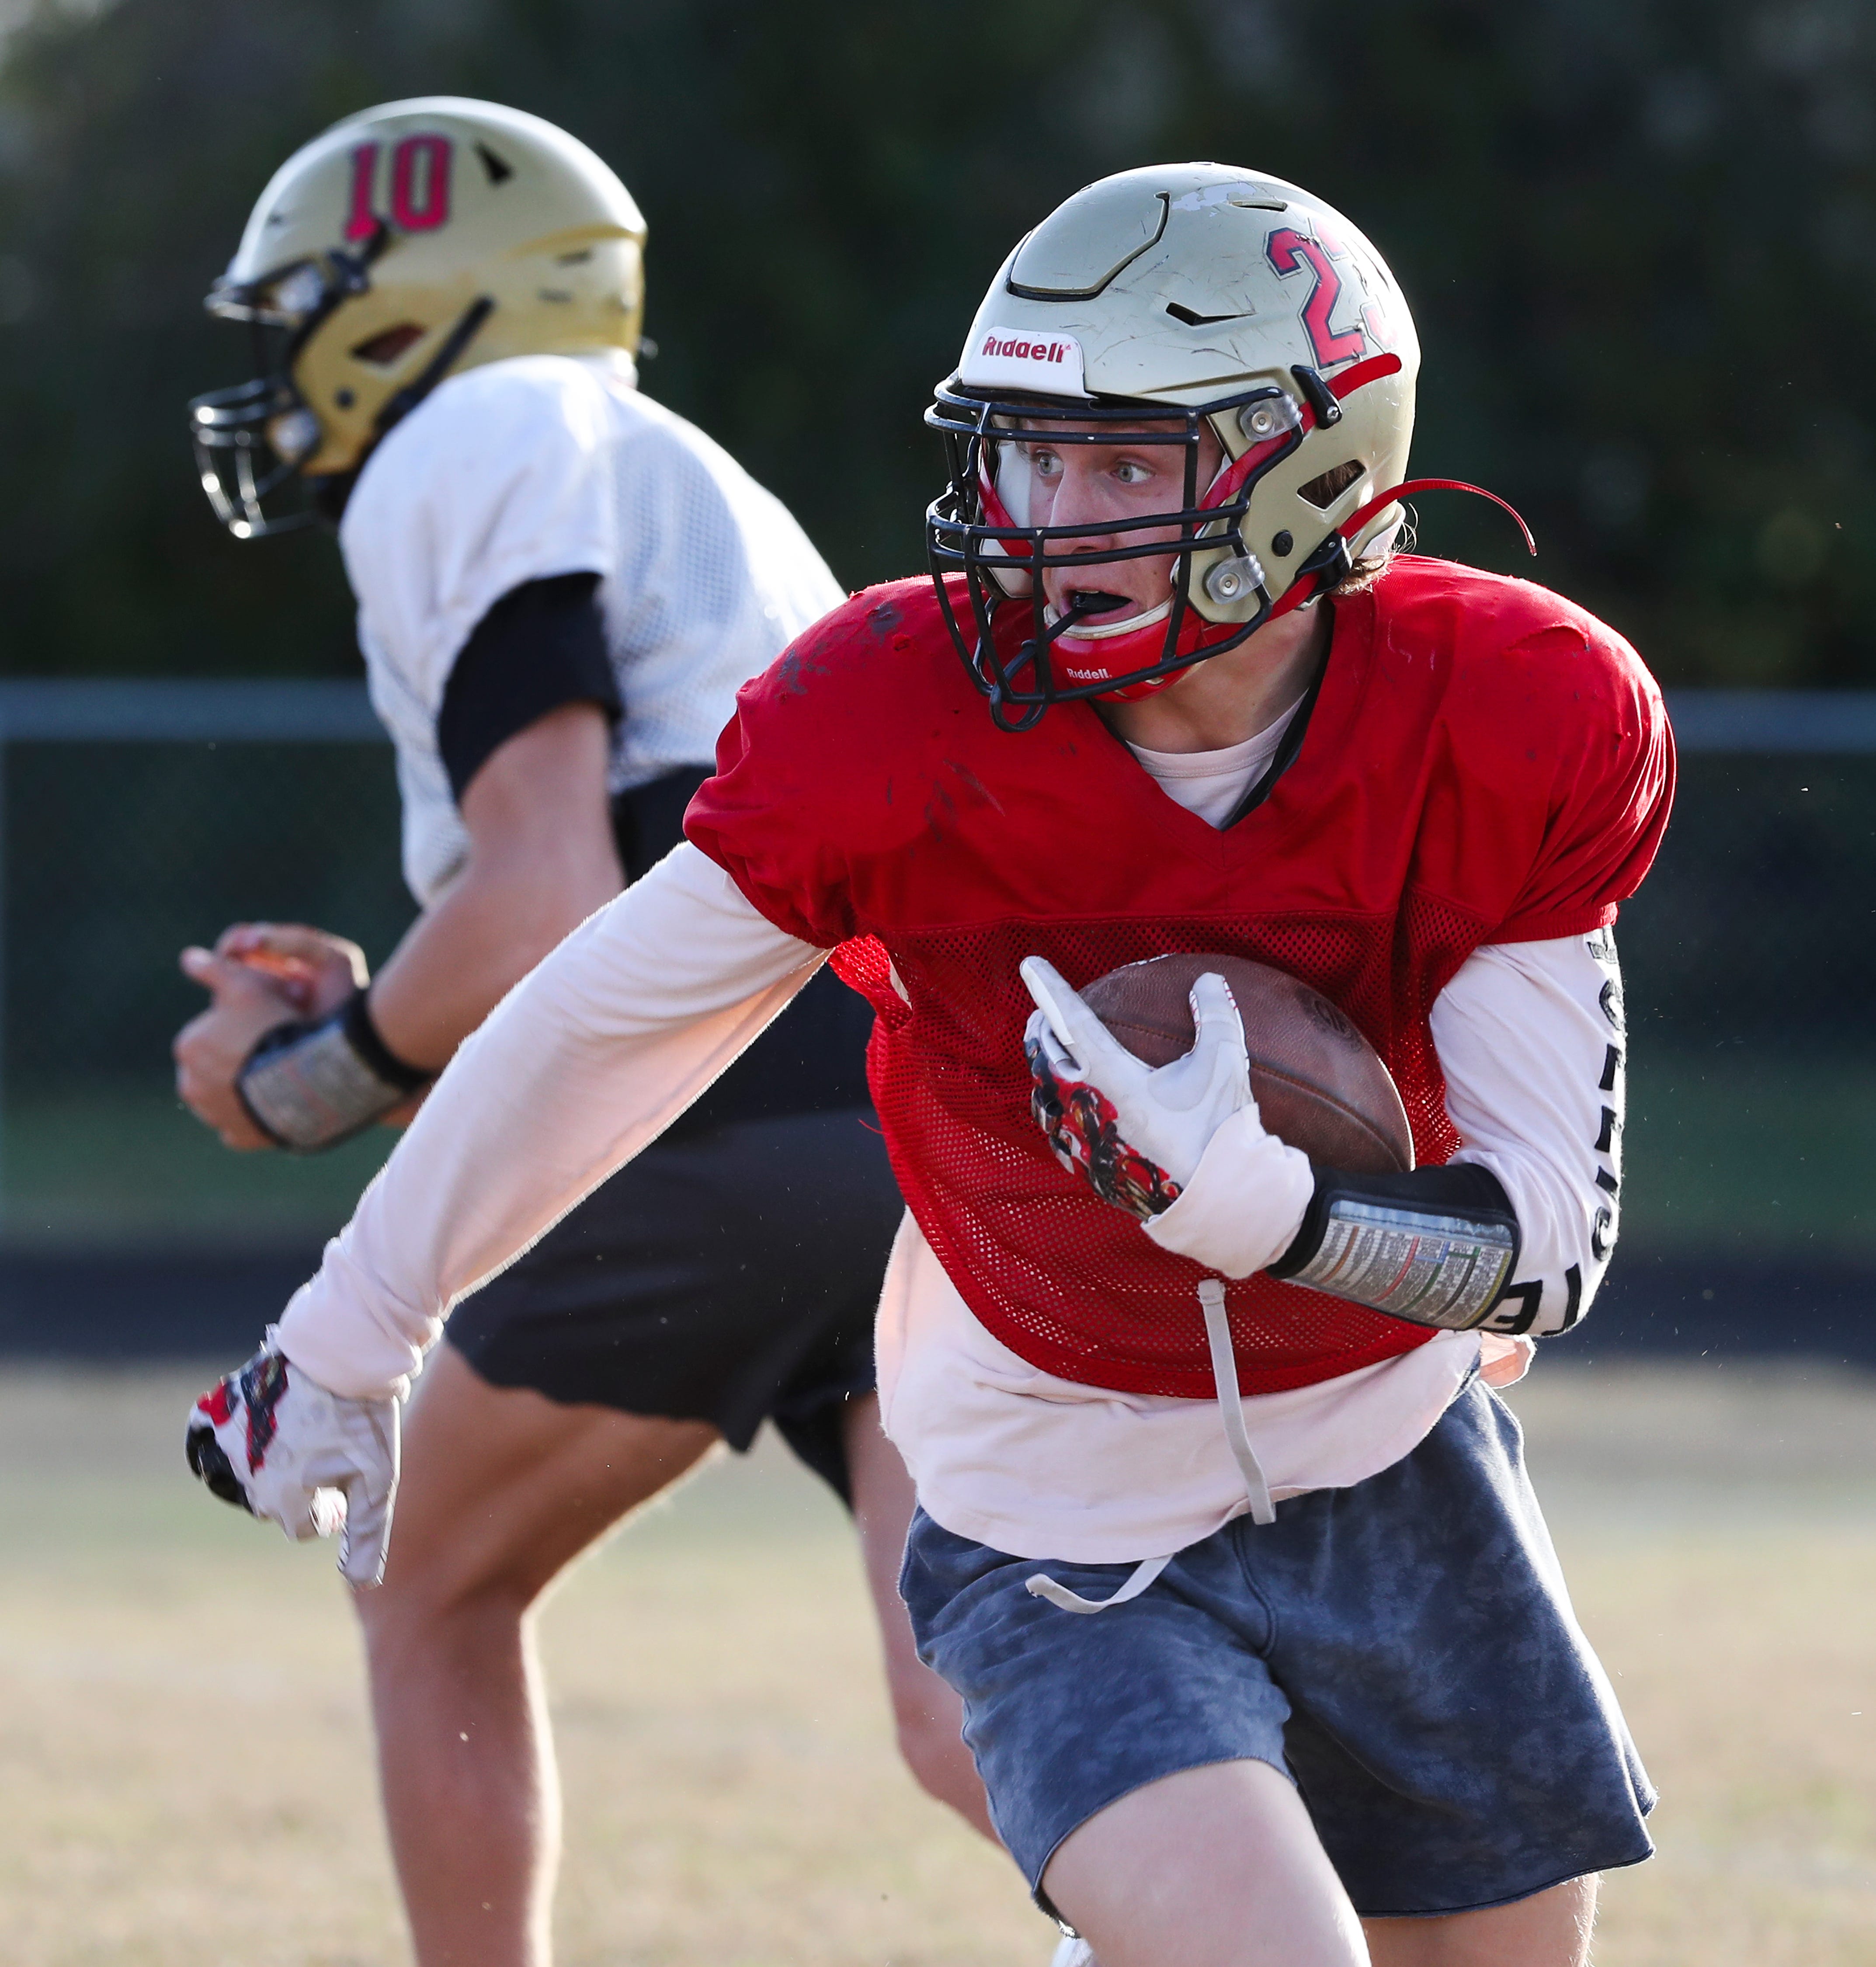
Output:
(188, 164), (1672, 1967)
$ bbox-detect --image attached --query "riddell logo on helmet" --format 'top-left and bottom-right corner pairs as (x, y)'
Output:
(981, 334), (1072, 365)
(962, 326), (1087, 395)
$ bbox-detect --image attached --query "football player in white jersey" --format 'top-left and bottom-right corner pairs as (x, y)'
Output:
(173, 98), (992, 1967)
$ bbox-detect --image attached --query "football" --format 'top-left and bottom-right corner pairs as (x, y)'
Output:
(1079, 953), (1414, 1175)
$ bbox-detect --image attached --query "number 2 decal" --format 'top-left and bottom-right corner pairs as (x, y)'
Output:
(344, 136), (454, 241)
(1265, 227), (1366, 368)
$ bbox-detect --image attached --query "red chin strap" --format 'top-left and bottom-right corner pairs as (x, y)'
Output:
(1058, 604), (1238, 700)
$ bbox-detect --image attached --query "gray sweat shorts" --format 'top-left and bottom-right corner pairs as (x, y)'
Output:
(900, 1374), (1655, 1919)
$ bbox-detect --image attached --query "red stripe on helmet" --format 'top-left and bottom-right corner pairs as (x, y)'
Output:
(1201, 430), (1294, 509)
(1201, 351), (1404, 507)
(1329, 351), (1404, 401)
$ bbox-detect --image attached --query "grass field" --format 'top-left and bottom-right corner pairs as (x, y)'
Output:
(0, 1361), (1872, 1966)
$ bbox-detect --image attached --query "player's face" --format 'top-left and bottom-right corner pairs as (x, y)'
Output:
(1009, 418), (1224, 623)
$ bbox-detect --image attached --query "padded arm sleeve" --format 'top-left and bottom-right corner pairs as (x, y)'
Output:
(1266, 1162), (1522, 1331)
(1430, 932), (1628, 1335)
(1265, 933), (1623, 1337)
(274, 843), (825, 1400)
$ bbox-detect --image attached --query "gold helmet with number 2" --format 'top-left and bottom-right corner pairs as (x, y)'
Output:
(927, 163), (1522, 729)
(190, 97), (645, 537)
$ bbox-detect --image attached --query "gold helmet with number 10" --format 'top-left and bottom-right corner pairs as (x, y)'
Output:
(190, 97), (645, 538)
(926, 163), (1525, 730)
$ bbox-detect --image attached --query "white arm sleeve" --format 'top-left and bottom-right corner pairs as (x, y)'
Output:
(1432, 931), (1625, 1336)
(275, 844), (827, 1399)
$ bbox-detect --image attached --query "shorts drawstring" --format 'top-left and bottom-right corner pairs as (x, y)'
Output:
(1198, 1276), (1276, 1525)
(1025, 1551), (1172, 1615)
(1025, 1275), (1274, 1614)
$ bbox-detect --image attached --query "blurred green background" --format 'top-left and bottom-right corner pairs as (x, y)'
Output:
(8, 739), (1873, 1276)
(2, 0), (1872, 686)
(0, 0), (1870, 1351)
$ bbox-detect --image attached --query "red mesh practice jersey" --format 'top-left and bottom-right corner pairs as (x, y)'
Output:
(687, 557), (1675, 1399)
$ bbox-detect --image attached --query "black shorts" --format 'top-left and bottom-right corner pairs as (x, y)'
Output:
(446, 1107), (902, 1503)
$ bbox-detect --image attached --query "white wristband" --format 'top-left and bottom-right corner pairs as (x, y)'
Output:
(1142, 1105), (1315, 1279)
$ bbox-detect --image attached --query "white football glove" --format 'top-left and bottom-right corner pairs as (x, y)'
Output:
(1021, 956), (1258, 1214)
(1020, 955), (1315, 1276)
(185, 1328), (400, 1587)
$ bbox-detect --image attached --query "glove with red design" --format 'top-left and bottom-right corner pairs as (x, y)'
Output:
(185, 1329), (400, 1587)
(1021, 956), (1316, 1277)
(1021, 956), (1260, 1217)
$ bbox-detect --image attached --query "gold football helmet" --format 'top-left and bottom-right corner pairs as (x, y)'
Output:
(190, 97), (645, 537)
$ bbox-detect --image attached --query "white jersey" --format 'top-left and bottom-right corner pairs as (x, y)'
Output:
(339, 350), (845, 905)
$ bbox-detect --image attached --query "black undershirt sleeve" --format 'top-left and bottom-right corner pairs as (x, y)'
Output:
(441, 583), (873, 1130)
(437, 572), (620, 802)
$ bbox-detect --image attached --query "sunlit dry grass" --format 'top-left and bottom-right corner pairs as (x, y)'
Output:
(1511, 1362), (1876, 1966)
(0, 1359), (1870, 1964)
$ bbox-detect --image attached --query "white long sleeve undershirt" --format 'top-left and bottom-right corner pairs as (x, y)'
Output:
(276, 847), (826, 1399)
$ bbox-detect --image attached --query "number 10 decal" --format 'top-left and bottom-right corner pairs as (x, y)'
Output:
(345, 136), (454, 241)
(1265, 226), (1367, 369)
